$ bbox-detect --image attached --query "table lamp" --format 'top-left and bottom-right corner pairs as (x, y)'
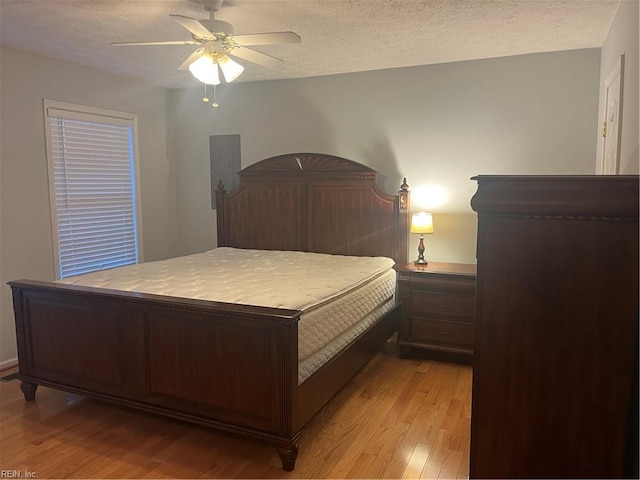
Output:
(410, 212), (434, 265)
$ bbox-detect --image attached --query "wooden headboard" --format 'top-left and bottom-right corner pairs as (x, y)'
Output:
(215, 153), (409, 265)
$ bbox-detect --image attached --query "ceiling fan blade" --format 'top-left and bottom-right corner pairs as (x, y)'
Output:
(112, 40), (199, 46)
(170, 14), (214, 39)
(230, 46), (283, 69)
(231, 31), (301, 46)
(178, 49), (206, 70)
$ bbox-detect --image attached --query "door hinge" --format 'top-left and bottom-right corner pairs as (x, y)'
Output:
(602, 121), (607, 138)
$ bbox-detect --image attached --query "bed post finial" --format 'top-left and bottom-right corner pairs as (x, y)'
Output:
(399, 178), (409, 211)
(397, 178), (410, 265)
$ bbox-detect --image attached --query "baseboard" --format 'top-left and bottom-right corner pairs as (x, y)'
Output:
(0, 357), (18, 372)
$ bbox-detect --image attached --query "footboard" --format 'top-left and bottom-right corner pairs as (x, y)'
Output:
(9, 280), (302, 468)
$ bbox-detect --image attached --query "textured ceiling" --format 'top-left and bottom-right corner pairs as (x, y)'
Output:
(0, 0), (620, 88)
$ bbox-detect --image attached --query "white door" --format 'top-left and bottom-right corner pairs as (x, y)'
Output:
(600, 55), (625, 175)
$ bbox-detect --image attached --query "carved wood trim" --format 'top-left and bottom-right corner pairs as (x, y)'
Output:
(240, 153), (377, 175)
(471, 175), (640, 218)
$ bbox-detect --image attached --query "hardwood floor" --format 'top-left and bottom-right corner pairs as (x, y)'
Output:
(0, 339), (471, 479)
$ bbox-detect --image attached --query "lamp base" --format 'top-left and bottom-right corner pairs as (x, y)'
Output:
(414, 235), (428, 265)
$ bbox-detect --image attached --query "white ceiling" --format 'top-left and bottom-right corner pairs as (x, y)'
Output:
(0, 0), (620, 89)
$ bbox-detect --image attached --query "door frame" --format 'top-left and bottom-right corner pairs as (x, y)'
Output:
(598, 54), (625, 175)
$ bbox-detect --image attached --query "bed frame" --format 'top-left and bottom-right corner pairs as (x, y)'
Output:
(9, 153), (409, 471)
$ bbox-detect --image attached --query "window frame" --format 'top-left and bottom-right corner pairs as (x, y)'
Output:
(43, 99), (144, 279)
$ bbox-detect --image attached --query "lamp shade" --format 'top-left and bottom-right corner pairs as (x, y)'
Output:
(410, 212), (434, 234)
(218, 54), (244, 83)
(188, 54), (220, 85)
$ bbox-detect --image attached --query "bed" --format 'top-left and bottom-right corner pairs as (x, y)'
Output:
(9, 153), (410, 471)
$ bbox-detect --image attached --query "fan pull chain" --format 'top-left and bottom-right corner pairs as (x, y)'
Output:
(212, 85), (219, 108)
(202, 84), (209, 103)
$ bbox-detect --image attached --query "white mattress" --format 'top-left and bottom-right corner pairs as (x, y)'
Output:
(60, 247), (397, 383)
(298, 293), (396, 383)
(297, 268), (396, 382)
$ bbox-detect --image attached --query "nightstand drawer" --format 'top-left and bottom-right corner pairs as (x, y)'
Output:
(411, 318), (474, 347)
(411, 291), (474, 319)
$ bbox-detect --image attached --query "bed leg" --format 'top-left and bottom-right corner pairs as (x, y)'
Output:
(20, 381), (38, 401)
(277, 442), (299, 471)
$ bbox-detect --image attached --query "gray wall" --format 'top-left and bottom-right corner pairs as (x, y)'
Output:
(0, 47), (178, 366)
(171, 49), (601, 262)
(597, 0), (639, 174)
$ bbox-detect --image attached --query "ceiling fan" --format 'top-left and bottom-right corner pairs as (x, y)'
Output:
(112, 0), (301, 86)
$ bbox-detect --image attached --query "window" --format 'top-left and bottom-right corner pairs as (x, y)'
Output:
(44, 100), (143, 279)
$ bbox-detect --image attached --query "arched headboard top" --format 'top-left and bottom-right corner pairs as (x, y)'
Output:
(239, 153), (377, 177)
(216, 153), (409, 265)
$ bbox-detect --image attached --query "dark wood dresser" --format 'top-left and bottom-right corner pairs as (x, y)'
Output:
(469, 175), (639, 479)
(396, 262), (476, 359)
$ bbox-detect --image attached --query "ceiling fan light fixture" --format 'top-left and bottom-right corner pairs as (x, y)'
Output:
(113, 6), (301, 93)
(218, 54), (245, 83)
(188, 53), (220, 85)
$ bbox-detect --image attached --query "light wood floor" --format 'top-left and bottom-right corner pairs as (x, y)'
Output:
(0, 339), (471, 479)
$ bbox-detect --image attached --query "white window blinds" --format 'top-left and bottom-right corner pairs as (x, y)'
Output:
(45, 102), (141, 279)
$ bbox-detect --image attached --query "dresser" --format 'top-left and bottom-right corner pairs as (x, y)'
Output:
(396, 262), (476, 359)
(469, 175), (639, 479)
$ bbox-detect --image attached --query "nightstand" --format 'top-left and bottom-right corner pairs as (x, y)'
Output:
(396, 262), (476, 359)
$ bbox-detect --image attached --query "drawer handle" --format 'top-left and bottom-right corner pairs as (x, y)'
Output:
(437, 304), (450, 309)
(438, 330), (450, 336)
